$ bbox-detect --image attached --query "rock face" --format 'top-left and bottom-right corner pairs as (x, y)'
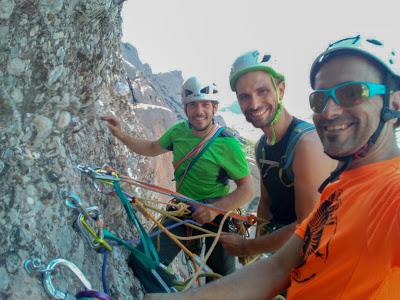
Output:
(121, 42), (185, 121)
(0, 2), (183, 299)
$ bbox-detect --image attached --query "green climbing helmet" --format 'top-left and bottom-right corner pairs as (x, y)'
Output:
(310, 35), (400, 88)
(181, 76), (219, 105)
(229, 50), (285, 92)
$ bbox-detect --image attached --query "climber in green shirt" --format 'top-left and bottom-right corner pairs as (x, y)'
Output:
(101, 76), (253, 279)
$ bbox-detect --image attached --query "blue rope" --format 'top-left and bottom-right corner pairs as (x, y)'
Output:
(101, 249), (109, 294)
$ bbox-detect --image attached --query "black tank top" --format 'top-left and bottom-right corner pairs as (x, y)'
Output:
(260, 117), (302, 225)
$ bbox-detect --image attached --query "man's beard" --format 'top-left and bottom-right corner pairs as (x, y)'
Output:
(244, 105), (275, 128)
(190, 119), (213, 132)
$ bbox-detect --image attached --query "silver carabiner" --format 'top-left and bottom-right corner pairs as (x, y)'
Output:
(76, 206), (106, 250)
(64, 195), (106, 251)
(24, 257), (92, 299)
(77, 164), (120, 182)
(43, 258), (92, 299)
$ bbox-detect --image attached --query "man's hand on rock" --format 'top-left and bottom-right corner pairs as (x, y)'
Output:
(100, 115), (125, 139)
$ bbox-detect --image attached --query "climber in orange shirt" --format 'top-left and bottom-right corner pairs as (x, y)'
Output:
(145, 35), (400, 300)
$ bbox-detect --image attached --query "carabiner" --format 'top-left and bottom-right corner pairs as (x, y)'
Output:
(64, 194), (112, 252)
(77, 164), (121, 182)
(79, 210), (112, 252)
(75, 206), (112, 252)
(24, 257), (92, 299)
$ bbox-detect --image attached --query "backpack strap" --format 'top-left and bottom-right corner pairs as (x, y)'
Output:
(255, 121), (315, 182)
(280, 121), (315, 182)
(255, 135), (280, 178)
(255, 135), (266, 171)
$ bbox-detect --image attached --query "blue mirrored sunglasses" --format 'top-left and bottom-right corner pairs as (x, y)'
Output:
(309, 81), (386, 113)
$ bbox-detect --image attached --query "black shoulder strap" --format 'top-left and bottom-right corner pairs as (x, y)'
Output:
(255, 121), (315, 182)
(255, 134), (266, 170)
(281, 121), (315, 181)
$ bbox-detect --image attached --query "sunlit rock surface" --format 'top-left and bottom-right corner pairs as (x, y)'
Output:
(0, 2), (184, 299)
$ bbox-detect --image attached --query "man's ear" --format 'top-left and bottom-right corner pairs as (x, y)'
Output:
(391, 90), (400, 110)
(390, 90), (400, 127)
(213, 103), (219, 114)
(278, 80), (286, 100)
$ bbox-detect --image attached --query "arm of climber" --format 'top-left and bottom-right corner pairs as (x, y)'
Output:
(220, 182), (293, 256)
(144, 234), (305, 300)
(292, 131), (336, 220)
(212, 175), (254, 211)
(191, 175), (254, 224)
(100, 115), (168, 157)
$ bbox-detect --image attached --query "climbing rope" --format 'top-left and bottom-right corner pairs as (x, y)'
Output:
(182, 209), (234, 291)
(76, 164), (230, 291)
(77, 164), (258, 225)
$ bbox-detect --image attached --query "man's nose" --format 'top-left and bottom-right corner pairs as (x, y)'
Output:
(248, 94), (262, 110)
(321, 97), (343, 119)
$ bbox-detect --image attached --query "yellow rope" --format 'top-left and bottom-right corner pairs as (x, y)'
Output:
(132, 197), (202, 265)
(182, 210), (234, 291)
(140, 201), (215, 235)
(132, 197), (231, 288)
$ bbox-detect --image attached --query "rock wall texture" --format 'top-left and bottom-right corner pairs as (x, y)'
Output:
(0, 1), (183, 299)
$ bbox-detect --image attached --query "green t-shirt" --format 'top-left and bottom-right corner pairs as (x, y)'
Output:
(159, 121), (250, 201)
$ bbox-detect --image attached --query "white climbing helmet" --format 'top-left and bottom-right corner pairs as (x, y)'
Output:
(181, 76), (219, 105)
(229, 50), (285, 92)
(310, 35), (400, 88)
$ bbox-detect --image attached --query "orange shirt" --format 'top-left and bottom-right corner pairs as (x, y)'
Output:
(287, 156), (400, 300)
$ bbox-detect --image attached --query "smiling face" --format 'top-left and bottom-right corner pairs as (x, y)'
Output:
(235, 71), (284, 129)
(312, 55), (384, 157)
(185, 100), (218, 131)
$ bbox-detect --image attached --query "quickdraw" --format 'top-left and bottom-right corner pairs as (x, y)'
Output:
(24, 257), (111, 300)
(64, 192), (112, 252)
(77, 164), (232, 291)
(77, 164), (258, 226)
(63, 190), (174, 294)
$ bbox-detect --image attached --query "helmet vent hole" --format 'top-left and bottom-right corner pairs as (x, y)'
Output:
(366, 39), (383, 46)
(261, 54), (271, 63)
(200, 87), (210, 94)
(184, 89), (193, 97)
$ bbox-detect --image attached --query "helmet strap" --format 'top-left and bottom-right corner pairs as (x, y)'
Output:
(267, 76), (283, 145)
(318, 156), (353, 193)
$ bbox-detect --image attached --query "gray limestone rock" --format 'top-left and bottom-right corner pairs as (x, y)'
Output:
(39, 0), (64, 15)
(32, 115), (53, 148)
(0, 267), (10, 290)
(47, 65), (65, 85)
(0, 0), (14, 20)
(57, 111), (72, 129)
(7, 58), (27, 76)
(10, 88), (23, 104)
(0, 2), (202, 299)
